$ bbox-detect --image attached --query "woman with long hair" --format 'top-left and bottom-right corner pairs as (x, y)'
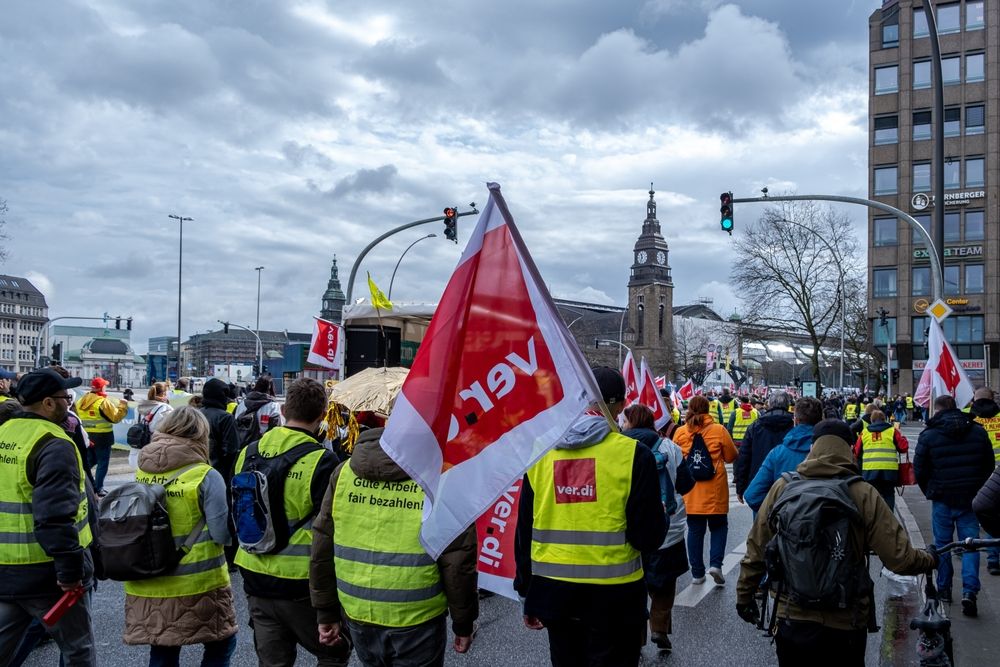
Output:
(130, 382), (174, 469)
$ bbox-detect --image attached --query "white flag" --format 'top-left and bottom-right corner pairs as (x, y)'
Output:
(914, 317), (974, 409)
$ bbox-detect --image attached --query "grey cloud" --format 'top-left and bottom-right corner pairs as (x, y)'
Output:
(282, 141), (334, 170)
(327, 165), (399, 199)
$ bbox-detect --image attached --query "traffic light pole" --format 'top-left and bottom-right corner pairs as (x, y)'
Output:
(344, 208), (478, 305)
(36, 315), (133, 369)
(219, 320), (263, 378)
(731, 194), (944, 302)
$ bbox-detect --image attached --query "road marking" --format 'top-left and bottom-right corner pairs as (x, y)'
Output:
(894, 495), (925, 549)
(674, 542), (746, 607)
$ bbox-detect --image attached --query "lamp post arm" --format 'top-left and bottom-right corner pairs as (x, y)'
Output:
(219, 321), (263, 374)
(388, 234), (436, 301)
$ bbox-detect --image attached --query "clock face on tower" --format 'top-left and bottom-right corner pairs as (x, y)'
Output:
(637, 251), (648, 263)
(656, 251), (666, 265)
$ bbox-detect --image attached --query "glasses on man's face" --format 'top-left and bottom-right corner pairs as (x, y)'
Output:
(51, 394), (75, 403)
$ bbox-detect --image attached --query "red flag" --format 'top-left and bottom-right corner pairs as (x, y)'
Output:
(622, 351), (641, 406)
(307, 317), (343, 370)
(654, 375), (666, 390)
(677, 378), (694, 400)
(380, 183), (604, 558)
(639, 358), (671, 430)
(915, 317), (974, 408)
(475, 479), (521, 599)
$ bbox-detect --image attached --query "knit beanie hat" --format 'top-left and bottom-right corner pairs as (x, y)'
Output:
(591, 366), (626, 405)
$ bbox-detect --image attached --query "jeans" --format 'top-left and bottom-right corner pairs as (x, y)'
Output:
(148, 635), (236, 667)
(9, 618), (64, 667)
(544, 616), (644, 667)
(931, 502), (981, 596)
(686, 514), (728, 578)
(0, 590), (95, 666)
(87, 431), (115, 491)
(986, 530), (999, 568)
(347, 614), (445, 667)
(869, 480), (896, 512)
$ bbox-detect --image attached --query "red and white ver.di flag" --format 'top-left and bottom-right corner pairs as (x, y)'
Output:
(380, 183), (604, 558)
(914, 317), (975, 409)
(677, 378), (695, 401)
(622, 350), (641, 406)
(307, 317), (343, 370)
(638, 358), (671, 430)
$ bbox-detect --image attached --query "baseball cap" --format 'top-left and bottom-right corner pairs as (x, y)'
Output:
(0, 369), (16, 380)
(16, 369), (83, 405)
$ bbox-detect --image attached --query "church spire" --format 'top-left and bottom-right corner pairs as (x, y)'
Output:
(320, 255), (346, 323)
(643, 182), (661, 235)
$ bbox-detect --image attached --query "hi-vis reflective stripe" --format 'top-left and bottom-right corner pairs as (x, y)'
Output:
(335, 544), (435, 567)
(0, 517), (88, 544)
(173, 528), (212, 549)
(531, 557), (642, 580)
(864, 455), (899, 463)
(336, 578), (443, 603)
(532, 528), (626, 546)
(0, 501), (31, 514)
(172, 555), (227, 577)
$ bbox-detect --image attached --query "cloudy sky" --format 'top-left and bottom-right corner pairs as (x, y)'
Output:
(0, 0), (879, 352)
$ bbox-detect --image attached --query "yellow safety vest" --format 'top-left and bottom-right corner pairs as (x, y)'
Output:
(962, 406), (972, 414)
(708, 400), (719, 416)
(0, 396), (8, 402)
(671, 408), (680, 425)
(905, 396), (914, 410)
(731, 407), (759, 443)
(0, 417), (92, 564)
(169, 390), (192, 408)
(234, 427), (324, 580)
(718, 401), (737, 427)
(126, 463), (229, 597)
(526, 432), (643, 586)
(74, 394), (114, 434)
(226, 402), (237, 414)
(332, 463), (446, 627)
(860, 425), (899, 472)
(845, 404), (858, 420)
(974, 415), (1000, 463)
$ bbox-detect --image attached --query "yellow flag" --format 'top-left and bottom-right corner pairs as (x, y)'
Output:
(367, 272), (393, 311)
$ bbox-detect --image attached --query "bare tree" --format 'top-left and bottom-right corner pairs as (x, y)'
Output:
(672, 317), (711, 375)
(730, 201), (862, 393)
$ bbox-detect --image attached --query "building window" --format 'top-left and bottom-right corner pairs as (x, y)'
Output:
(875, 65), (898, 94)
(882, 16), (899, 48)
(944, 212), (961, 242)
(873, 317), (897, 346)
(874, 217), (898, 246)
(942, 55), (961, 84)
(912, 266), (931, 296)
(966, 53), (985, 82)
(942, 316), (985, 360)
(874, 115), (898, 144)
(966, 157), (984, 187)
(945, 265), (960, 295)
(636, 304), (644, 346)
(873, 268), (897, 297)
(944, 107), (961, 137)
(914, 8), (928, 37)
(937, 4), (961, 33)
(913, 110), (931, 140)
(965, 264), (984, 294)
(966, 104), (985, 134)
(913, 60), (931, 89)
(874, 166), (897, 195)
(658, 304), (664, 340)
(967, 1), (985, 29)
(944, 159), (960, 189)
(913, 162), (931, 191)
(965, 210), (984, 241)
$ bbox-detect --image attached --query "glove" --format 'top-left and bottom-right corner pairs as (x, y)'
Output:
(736, 599), (759, 625)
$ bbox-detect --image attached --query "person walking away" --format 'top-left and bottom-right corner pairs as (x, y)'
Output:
(312, 428), (476, 666)
(743, 397), (824, 513)
(734, 392), (794, 504)
(123, 407), (237, 665)
(673, 395), (738, 586)
(514, 367), (666, 666)
(622, 404), (694, 654)
(727, 395), (759, 448)
(234, 374), (284, 446)
(736, 420), (936, 666)
(914, 394), (996, 616)
(715, 388), (738, 428)
(169, 378), (193, 407)
(199, 379), (240, 484)
(969, 387), (1000, 574)
(0, 369), (97, 666)
(236, 378), (347, 666)
(131, 382), (174, 469)
(74, 376), (128, 496)
(853, 409), (908, 511)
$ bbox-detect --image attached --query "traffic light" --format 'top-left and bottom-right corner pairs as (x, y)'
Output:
(262, 364), (269, 374)
(126, 317), (132, 331)
(115, 317), (121, 329)
(891, 368), (899, 382)
(252, 362), (259, 375)
(223, 322), (230, 334)
(51, 342), (62, 364)
(720, 192), (734, 235)
(443, 207), (457, 243)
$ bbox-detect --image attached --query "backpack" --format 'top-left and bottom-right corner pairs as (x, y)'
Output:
(235, 405), (264, 449)
(685, 432), (715, 481)
(98, 464), (206, 581)
(126, 404), (164, 449)
(231, 441), (321, 555)
(763, 473), (871, 611)
(652, 439), (678, 516)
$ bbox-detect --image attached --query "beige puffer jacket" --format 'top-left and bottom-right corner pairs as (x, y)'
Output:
(123, 432), (237, 646)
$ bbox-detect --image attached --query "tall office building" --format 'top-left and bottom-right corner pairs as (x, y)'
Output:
(868, 0), (994, 392)
(0, 274), (48, 373)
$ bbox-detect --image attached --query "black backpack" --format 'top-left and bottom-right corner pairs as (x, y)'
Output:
(231, 441), (321, 555)
(98, 464), (206, 581)
(685, 431), (715, 481)
(764, 473), (871, 610)
(126, 404), (165, 449)
(235, 405), (264, 449)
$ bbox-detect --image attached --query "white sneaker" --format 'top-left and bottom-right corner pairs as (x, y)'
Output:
(709, 567), (726, 585)
(691, 575), (706, 584)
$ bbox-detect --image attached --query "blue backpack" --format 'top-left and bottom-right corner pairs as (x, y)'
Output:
(651, 440), (678, 516)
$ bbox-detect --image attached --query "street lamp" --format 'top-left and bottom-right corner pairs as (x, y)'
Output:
(168, 214), (193, 379)
(254, 266), (264, 376)
(388, 234), (435, 300)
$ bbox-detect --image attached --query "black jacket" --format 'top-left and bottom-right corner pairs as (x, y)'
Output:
(514, 424), (666, 623)
(970, 398), (1000, 420)
(914, 409), (995, 508)
(200, 403), (240, 480)
(973, 465), (1000, 537)
(733, 409), (793, 496)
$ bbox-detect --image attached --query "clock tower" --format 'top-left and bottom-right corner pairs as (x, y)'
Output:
(627, 184), (674, 374)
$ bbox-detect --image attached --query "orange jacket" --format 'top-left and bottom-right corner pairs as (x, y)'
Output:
(674, 416), (738, 515)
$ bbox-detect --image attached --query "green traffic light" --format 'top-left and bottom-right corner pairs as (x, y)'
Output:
(721, 218), (733, 232)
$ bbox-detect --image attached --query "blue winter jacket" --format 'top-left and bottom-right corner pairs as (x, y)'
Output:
(745, 424), (815, 511)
